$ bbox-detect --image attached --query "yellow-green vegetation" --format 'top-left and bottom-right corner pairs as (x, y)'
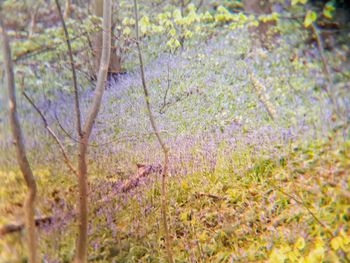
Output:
(1, 134), (349, 262)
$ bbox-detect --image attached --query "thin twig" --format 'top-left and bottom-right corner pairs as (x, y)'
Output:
(0, 217), (53, 237)
(196, 0), (204, 11)
(248, 71), (276, 120)
(160, 54), (171, 114)
(54, 110), (81, 143)
(55, 0), (82, 137)
(269, 181), (334, 237)
(194, 192), (226, 201)
(22, 91), (79, 177)
(310, 22), (340, 118)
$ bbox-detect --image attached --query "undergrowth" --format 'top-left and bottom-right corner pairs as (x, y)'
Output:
(1, 132), (349, 262)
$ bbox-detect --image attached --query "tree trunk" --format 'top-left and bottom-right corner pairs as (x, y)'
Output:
(29, 6), (39, 36)
(243, 0), (277, 49)
(64, 0), (71, 18)
(74, 138), (89, 263)
(74, 0), (112, 262)
(0, 16), (38, 263)
(92, 0), (121, 76)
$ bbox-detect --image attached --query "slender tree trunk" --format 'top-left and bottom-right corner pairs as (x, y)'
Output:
(75, 138), (89, 263)
(64, 0), (72, 18)
(29, 6), (39, 36)
(55, 0), (82, 137)
(74, 0), (112, 262)
(92, 0), (121, 76)
(242, 0), (277, 49)
(0, 15), (38, 263)
(133, 0), (173, 262)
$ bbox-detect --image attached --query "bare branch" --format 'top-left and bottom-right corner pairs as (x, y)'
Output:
(22, 91), (78, 177)
(248, 71), (276, 120)
(121, 163), (161, 193)
(194, 192), (226, 201)
(310, 23), (340, 118)
(0, 217), (52, 237)
(55, 0), (82, 137)
(269, 181), (334, 237)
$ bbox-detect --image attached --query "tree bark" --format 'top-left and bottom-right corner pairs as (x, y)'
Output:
(92, 0), (121, 76)
(0, 15), (38, 263)
(64, 0), (71, 18)
(243, 0), (277, 49)
(74, 0), (112, 262)
(0, 217), (52, 237)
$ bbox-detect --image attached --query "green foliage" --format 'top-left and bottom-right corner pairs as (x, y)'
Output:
(304, 10), (317, 28)
(291, 0), (308, 6)
(323, 2), (336, 19)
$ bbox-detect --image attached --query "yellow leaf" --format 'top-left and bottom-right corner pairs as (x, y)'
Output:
(217, 5), (229, 14)
(269, 248), (287, 263)
(173, 39), (180, 48)
(247, 20), (259, 27)
(340, 229), (350, 245)
(168, 28), (176, 36)
(187, 3), (196, 12)
(304, 10), (317, 28)
(184, 30), (193, 38)
(198, 231), (208, 242)
(173, 9), (182, 20)
(292, 0), (307, 5)
(151, 25), (164, 33)
(307, 246), (325, 263)
(323, 9), (333, 19)
(294, 237), (306, 250)
(122, 27), (131, 35)
(331, 236), (343, 250)
(200, 11), (213, 22)
(122, 17), (135, 25)
(287, 250), (300, 261)
(324, 3), (335, 12)
(180, 180), (189, 190)
(179, 211), (188, 221)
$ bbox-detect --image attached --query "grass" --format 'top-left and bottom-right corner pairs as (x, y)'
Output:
(1, 131), (349, 262)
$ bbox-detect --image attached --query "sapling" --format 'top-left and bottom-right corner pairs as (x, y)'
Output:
(133, 0), (174, 261)
(0, 14), (39, 263)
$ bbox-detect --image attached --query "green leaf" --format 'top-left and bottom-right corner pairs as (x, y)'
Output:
(304, 10), (317, 28)
(323, 2), (335, 18)
(122, 27), (131, 35)
(323, 9), (333, 19)
(324, 2), (335, 11)
(292, 0), (307, 6)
